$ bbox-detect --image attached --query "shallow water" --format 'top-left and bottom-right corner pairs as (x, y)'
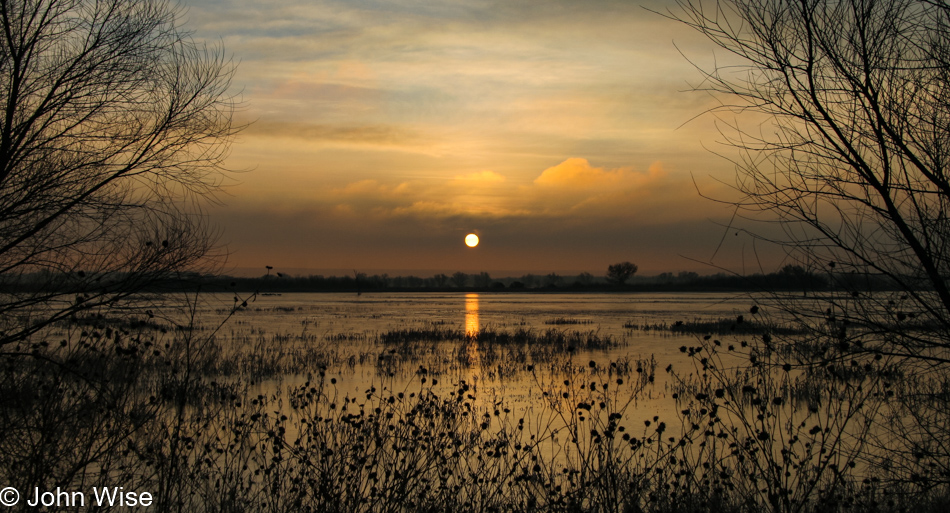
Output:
(199, 291), (766, 418)
(223, 291), (757, 339)
(214, 291), (760, 365)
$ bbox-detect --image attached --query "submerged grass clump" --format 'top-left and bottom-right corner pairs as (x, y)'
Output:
(375, 325), (624, 379)
(370, 326), (626, 383)
(544, 317), (594, 325)
(379, 325), (618, 349)
(625, 316), (805, 336)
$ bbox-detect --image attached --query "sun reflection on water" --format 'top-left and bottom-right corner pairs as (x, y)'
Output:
(465, 293), (479, 337)
(464, 294), (481, 387)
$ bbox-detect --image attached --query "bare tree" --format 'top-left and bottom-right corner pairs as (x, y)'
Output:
(520, 273), (538, 288)
(473, 271), (492, 288)
(606, 261), (638, 285)
(668, 0), (950, 490)
(0, 0), (238, 347)
(451, 271), (468, 289)
(0, 1), (238, 494)
(576, 271), (595, 286)
(668, 0), (950, 362)
(432, 273), (449, 287)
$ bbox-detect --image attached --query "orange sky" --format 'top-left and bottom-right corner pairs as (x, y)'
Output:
(187, 0), (788, 276)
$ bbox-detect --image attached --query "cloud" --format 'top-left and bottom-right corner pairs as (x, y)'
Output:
(193, 0), (710, 158)
(534, 157), (637, 188)
(336, 179), (409, 196)
(306, 157), (701, 222)
(211, 195), (746, 275)
(519, 159), (680, 218)
(328, 180), (415, 213)
(242, 121), (426, 147)
(186, 0), (757, 273)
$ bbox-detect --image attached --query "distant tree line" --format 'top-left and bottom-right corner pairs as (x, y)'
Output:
(1, 264), (908, 294)
(4, 263), (912, 294)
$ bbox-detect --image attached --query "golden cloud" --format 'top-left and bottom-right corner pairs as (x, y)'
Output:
(533, 158), (665, 188)
(314, 158), (702, 223)
(241, 120), (426, 147)
(534, 158), (626, 188)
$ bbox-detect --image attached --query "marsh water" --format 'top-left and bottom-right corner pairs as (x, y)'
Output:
(34, 289), (907, 509)
(224, 291), (756, 342)
(198, 291), (767, 418)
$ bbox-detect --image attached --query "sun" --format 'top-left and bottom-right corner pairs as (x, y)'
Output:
(465, 233), (479, 247)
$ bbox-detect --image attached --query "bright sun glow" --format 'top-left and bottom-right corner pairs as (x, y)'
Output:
(465, 233), (479, 247)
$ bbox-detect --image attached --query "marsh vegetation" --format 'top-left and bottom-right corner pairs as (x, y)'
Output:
(2, 292), (948, 512)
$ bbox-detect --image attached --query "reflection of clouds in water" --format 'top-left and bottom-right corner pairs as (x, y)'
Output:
(465, 293), (479, 337)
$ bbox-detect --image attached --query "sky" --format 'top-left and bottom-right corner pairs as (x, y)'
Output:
(185, 0), (785, 277)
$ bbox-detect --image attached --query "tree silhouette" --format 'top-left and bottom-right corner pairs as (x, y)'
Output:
(577, 272), (595, 286)
(473, 272), (492, 288)
(669, 0), (950, 492)
(676, 0), (950, 336)
(451, 271), (468, 288)
(606, 262), (638, 285)
(668, 0), (950, 352)
(0, 0), (239, 498)
(0, 0), (239, 348)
